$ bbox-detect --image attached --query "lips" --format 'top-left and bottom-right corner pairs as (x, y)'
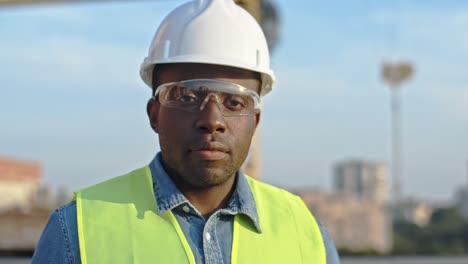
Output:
(189, 141), (229, 160)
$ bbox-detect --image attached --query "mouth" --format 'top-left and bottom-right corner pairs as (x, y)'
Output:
(189, 141), (229, 161)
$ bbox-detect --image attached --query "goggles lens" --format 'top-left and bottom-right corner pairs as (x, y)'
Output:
(153, 79), (261, 116)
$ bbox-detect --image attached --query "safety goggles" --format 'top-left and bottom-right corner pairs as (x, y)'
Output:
(153, 79), (261, 116)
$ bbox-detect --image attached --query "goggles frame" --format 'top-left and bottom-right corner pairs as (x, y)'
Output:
(153, 79), (261, 116)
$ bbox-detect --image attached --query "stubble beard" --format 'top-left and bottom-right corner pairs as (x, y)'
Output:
(159, 140), (250, 190)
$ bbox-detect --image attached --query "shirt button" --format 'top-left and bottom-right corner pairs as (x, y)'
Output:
(182, 205), (190, 213)
(205, 233), (211, 241)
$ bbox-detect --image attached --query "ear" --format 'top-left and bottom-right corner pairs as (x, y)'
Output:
(147, 99), (160, 133)
(254, 112), (261, 128)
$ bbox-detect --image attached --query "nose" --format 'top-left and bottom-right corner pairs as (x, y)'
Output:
(195, 99), (226, 134)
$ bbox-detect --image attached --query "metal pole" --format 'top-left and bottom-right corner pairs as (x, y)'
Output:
(390, 88), (402, 203)
(381, 61), (413, 203)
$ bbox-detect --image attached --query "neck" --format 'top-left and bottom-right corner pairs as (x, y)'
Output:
(180, 175), (236, 219)
(159, 157), (238, 219)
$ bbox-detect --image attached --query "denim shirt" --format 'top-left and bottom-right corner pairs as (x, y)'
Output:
(32, 153), (340, 263)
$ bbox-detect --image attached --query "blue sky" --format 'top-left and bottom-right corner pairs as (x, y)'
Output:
(1, 0), (467, 202)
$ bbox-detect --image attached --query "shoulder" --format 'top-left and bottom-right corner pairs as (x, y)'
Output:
(32, 201), (81, 264)
(60, 200), (78, 220)
(246, 177), (341, 263)
(317, 221), (341, 264)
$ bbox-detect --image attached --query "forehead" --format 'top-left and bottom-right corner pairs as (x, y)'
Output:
(154, 63), (261, 94)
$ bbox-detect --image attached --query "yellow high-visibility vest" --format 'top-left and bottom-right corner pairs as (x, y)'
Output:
(74, 166), (326, 264)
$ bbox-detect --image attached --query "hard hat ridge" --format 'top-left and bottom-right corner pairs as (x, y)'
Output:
(140, 0), (275, 96)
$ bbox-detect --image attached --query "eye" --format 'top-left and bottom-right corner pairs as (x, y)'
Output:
(179, 94), (198, 103)
(167, 86), (199, 104)
(224, 95), (247, 111)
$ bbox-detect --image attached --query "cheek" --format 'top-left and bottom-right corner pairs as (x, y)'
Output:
(159, 108), (190, 129)
(158, 111), (191, 145)
(229, 118), (257, 145)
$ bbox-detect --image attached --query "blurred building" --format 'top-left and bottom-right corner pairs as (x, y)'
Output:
(296, 189), (392, 253)
(455, 161), (468, 219)
(333, 160), (388, 204)
(0, 209), (50, 250)
(34, 184), (72, 209)
(457, 186), (468, 219)
(0, 156), (49, 251)
(393, 198), (433, 226)
(0, 157), (42, 212)
(289, 159), (393, 253)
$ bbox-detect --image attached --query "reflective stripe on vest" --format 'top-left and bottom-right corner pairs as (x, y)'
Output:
(75, 166), (326, 264)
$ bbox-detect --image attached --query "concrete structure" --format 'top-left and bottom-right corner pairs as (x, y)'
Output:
(296, 189), (393, 253)
(334, 160), (388, 204)
(0, 157), (42, 212)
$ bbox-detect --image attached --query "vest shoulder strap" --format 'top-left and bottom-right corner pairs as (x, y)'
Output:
(234, 176), (326, 264)
(75, 167), (193, 264)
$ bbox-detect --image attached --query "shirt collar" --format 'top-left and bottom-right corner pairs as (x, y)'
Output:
(149, 152), (261, 233)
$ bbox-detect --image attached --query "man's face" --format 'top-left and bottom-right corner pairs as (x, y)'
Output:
(147, 63), (261, 190)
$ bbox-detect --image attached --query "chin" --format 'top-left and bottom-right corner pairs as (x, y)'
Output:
(189, 168), (235, 188)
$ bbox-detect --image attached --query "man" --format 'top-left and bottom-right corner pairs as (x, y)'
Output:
(33, 0), (340, 263)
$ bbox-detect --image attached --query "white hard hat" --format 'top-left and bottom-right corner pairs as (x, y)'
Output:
(140, 0), (275, 96)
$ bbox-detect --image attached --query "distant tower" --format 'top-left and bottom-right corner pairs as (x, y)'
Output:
(333, 160), (388, 203)
(381, 62), (413, 203)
